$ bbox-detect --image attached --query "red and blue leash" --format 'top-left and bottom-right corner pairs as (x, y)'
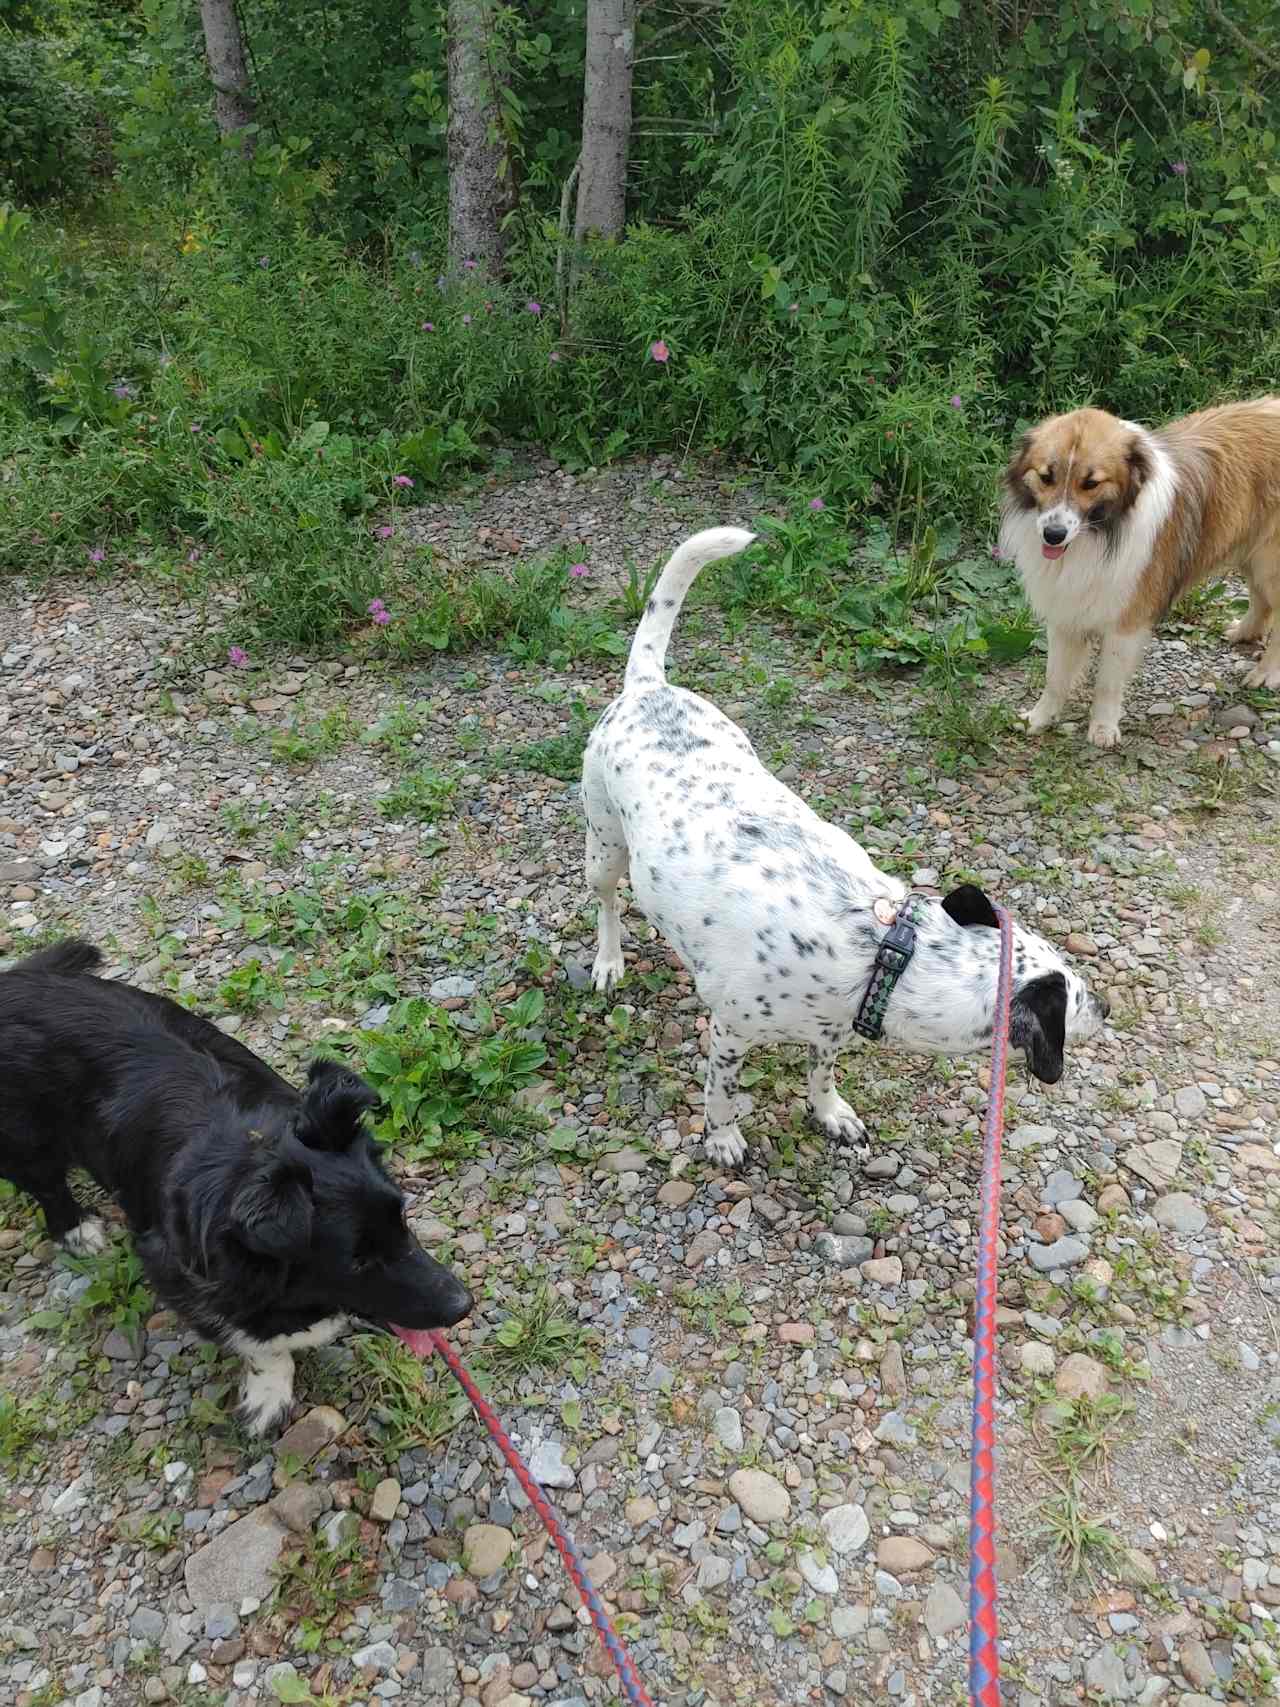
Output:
(401, 903), (1015, 1707)
(396, 1324), (656, 1707)
(969, 902), (1013, 1707)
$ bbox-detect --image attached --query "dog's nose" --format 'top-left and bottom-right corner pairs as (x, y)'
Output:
(1042, 522), (1069, 546)
(442, 1282), (474, 1326)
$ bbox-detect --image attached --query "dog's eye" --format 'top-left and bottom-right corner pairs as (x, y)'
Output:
(1036, 467), (1054, 484)
(1080, 476), (1100, 491)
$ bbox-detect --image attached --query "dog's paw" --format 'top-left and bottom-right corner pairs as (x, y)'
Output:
(62, 1216), (109, 1256)
(704, 1125), (748, 1169)
(1243, 659), (1280, 690)
(237, 1367), (296, 1437)
(810, 1097), (870, 1153)
(591, 952), (625, 994)
(1019, 702), (1056, 735)
(1226, 617), (1265, 646)
(1087, 719), (1121, 749)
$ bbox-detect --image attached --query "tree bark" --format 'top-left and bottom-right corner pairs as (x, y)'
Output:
(447, 0), (516, 276)
(197, 0), (257, 158)
(574, 0), (635, 244)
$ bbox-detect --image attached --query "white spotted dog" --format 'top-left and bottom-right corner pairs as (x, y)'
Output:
(581, 528), (1108, 1169)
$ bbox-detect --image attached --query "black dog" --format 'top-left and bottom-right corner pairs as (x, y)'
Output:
(0, 939), (473, 1433)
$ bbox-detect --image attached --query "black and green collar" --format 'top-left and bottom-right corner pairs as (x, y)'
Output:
(851, 894), (931, 1041)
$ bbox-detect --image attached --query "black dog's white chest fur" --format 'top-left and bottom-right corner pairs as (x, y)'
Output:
(582, 529), (1106, 1167)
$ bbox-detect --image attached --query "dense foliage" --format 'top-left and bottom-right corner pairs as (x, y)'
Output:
(2, 0), (1278, 661)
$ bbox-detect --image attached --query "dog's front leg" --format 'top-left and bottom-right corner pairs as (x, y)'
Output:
(236, 1345), (296, 1436)
(1021, 626), (1090, 733)
(1089, 628), (1148, 748)
(703, 1017), (751, 1168)
(806, 1043), (870, 1160)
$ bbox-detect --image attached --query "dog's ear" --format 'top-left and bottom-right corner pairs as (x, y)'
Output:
(1002, 430), (1034, 500)
(228, 1155), (313, 1259)
(296, 1059), (380, 1152)
(1010, 971), (1068, 1085)
(1124, 433), (1152, 499)
(941, 883), (1000, 931)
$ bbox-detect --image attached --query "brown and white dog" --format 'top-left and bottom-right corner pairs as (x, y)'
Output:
(1000, 398), (1280, 747)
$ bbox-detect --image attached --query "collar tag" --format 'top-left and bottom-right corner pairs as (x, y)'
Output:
(872, 897), (898, 927)
(851, 894), (924, 1041)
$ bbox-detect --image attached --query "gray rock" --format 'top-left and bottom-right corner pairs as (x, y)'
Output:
(429, 974), (476, 1000)
(798, 1550), (839, 1595)
(1007, 1123), (1057, 1151)
(712, 1407), (744, 1452)
(184, 1510), (288, 1612)
(1085, 1644), (1141, 1700)
(923, 1580), (966, 1640)
(1027, 1236), (1089, 1272)
(1042, 1171), (1083, 1205)
(1152, 1193), (1207, 1236)
(821, 1504), (870, 1556)
(696, 1553), (732, 1590)
(528, 1439), (575, 1489)
(421, 1647), (461, 1706)
(815, 1232), (874, 1268)
(1059, 1199), (1100, 1233)
(351, 1640), (397, 1671)
(1173, 1086), (1207, 1120)
(1121, 1139), (1182, 1191)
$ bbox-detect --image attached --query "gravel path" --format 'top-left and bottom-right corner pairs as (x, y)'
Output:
(2, 459), (1280, 1707)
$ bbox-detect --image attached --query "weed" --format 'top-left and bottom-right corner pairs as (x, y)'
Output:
(489, 1279), (588, 1375)
(274, 1536), (372, 1654)
(379, 766), (458, 824)
(508, 700), (597, 781)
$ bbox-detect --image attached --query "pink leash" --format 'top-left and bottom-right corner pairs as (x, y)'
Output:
(395, 1325), (656, 1707)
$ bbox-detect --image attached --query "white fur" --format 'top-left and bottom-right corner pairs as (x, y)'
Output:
(228, 1314), (347, 1435)
(583, 529), (1105, 1168)
(1000, 429), (1179, 747)
(62, 1216), (109, 1256)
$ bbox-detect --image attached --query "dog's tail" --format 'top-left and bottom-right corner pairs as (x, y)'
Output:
(624, 527), (756, 689)
(13, 938), (104, 978)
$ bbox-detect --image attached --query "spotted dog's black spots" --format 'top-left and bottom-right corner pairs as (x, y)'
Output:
(790, 934), (816, 958)
(703, 915), (715, 928)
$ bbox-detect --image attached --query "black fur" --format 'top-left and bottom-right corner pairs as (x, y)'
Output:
(1010, 970), (1068, 1084)
(0, 939), (472, 1427)
(941, 883), (1001, 931)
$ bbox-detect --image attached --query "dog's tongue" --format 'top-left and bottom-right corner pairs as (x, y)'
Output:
(1041, 543), (1067, 560)
(392, 1324), (436, 1356)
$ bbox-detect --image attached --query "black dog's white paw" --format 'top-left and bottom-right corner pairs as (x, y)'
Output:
(237, 1367), (296, 1437)
(62, 1216), (110, 1256)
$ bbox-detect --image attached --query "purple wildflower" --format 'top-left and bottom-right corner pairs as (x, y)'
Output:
(375, 525), (394, 540)
(463, 259), (477, 271)
(228, 645), (249, 667)
(526, 300), (542, 315)
(371, 607), (391, 626)
(462, 314), (473, 326)
(421, 321), (435, 332)
(88, 546), (106, 563)
(1171, 160), (1189, 176)
(393, 475), (414, 488)
(568, 563), (588, 579)
(809, 497), (826, 512)
(949, 394), (963, 409)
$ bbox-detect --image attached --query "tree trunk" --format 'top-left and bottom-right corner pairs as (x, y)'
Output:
(197, 0), (257, 158)
(447, 0), (516, 276)
(574, 0), (635, 245)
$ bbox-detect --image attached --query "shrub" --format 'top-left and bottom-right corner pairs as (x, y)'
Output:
(0, 37), (95, 203)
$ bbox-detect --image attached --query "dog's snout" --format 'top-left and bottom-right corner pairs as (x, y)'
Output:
(441, 1280), (474, 1327)
(1042, 522), (1069, 546)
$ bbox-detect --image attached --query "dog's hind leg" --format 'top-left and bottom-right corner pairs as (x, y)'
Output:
(703, 1017), (751, 1169)
(1240, 544), (1280, 687)
(0, 1141), (106, 1253)
(807, 1043), (870, 1161)
(585, 810), (629, 994)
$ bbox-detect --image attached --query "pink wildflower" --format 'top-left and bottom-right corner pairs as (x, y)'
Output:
(548, 351), (561, 363)
(371, 607), (392, 626)
(568, 563), (588, 579)
(1171, 160), (1189, 176)
(375, 525), (394, 540)
(88, 546), (106, 563)
(950, 394), (963, 409)
(649, 339), (670, 363)
(809, 498), (826, 512)
(421, 321), (435, 331)
(393, 475), (414, 488)
(526, 300), (542, 315)
(227, 645), (249, 667)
